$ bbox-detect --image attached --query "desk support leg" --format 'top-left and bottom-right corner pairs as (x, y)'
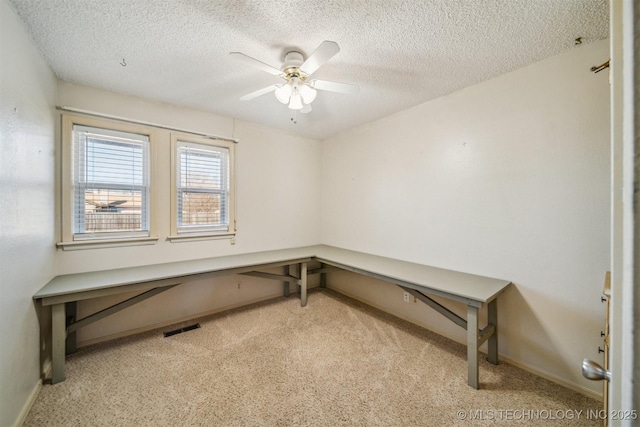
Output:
(320, 263), (327, 289)
(300, 262), (307, 307)
(487, 299), (498, 365)
(467, 305), (479, 389)
(52, 303), (66, 384)
(283, 265), (291, 297)
(65, 301), (77, 355)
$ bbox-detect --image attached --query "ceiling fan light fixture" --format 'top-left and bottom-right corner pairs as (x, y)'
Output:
(275, 84), (292, 104)
(298, 84), (317, 104)
(289, 89), (303, 110)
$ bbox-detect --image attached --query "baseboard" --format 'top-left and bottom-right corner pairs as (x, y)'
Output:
(13, 379), (42, 427)
(77, 291), (302, 348)
(499, 355), (603, 402)
(328, 286), (604, 402)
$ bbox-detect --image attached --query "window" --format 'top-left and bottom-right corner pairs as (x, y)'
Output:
(58, 114), (235, 249)
(72, 125), (150, 238)
(60, 115), (157, 248)
(170, 133), (235, 240)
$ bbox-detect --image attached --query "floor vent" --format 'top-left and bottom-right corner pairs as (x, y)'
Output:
(164, 323), (201, 337)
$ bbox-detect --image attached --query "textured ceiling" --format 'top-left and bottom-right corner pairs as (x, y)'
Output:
(10, 0), (609, 140)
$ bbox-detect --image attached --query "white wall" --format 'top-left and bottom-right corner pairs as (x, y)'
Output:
(56, 82), (322, 344)
(0, 1), (58, 425)
(321, 40), (611, 396)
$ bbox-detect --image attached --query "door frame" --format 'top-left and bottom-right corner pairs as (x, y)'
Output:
(608, 0), (638, 424)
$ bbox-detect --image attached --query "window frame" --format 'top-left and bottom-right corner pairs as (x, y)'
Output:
(169, 132), (236, 242)
(58, 114), (159, 250)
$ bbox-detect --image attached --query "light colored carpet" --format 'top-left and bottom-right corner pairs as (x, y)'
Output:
(24, 289), (601, 426)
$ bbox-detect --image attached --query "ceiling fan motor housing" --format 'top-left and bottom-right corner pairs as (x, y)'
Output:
(282, 51), (305, 77)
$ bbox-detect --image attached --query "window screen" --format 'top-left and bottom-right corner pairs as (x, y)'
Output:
(72, 125), (150, 239)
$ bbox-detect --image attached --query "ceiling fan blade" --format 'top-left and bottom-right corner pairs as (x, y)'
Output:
(229, 52), (283, 76)
(300, 104), (312, 114)
(239, 84), (279, 101)
(300, 41), (340, 76)
(309, 79), (359, 95)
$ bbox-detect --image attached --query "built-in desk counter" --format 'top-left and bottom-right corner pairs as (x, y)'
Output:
(35, 245), (511, 389)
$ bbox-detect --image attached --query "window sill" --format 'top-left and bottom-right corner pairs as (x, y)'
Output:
(167, 233), (236, 243)
(57, 237), (159, 251)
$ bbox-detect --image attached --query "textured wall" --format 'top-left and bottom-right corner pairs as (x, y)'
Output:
(0, 1), (57, 425)
(321, 40), (611, 396)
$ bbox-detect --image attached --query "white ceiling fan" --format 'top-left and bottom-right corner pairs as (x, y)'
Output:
(230, 41), (358, 115)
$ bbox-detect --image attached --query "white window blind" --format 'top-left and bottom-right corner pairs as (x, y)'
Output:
(72, 124), (150, 240)
(176, 141), (229, 233)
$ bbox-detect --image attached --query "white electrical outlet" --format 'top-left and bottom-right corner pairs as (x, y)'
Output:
(403, 291), (410, 303)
